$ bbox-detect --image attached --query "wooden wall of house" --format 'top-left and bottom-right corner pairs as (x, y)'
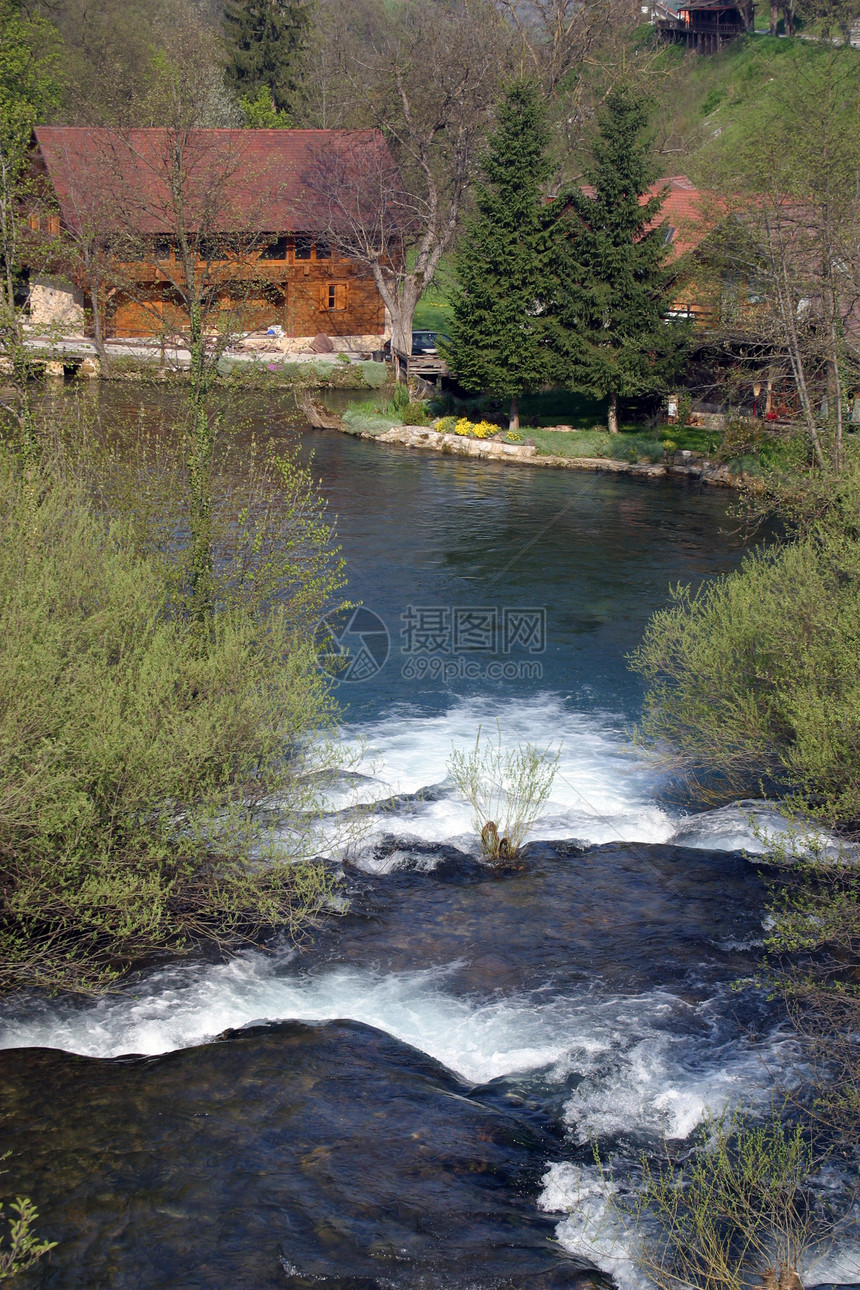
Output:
(107, 242), (385, 339)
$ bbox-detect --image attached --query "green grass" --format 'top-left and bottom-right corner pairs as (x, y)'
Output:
(341, 407), (401, 436)
(527, 427), (664, 462)
(646, 33), (860, 178)
(412, 255), (455, 333)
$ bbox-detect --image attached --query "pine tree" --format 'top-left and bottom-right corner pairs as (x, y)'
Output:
(549, 87), (689, 433)
(445, 80), (554, 433)
(222, 0), (310, 113)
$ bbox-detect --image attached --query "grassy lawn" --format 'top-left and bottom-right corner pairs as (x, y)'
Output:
(527, 427), (665, 462)
(412, 257), (455, 333)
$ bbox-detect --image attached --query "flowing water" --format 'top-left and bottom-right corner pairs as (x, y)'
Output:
(2, 404), (857, 1289)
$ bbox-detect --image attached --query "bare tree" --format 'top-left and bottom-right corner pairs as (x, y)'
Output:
(299, 0), (512, 371)
(101, 126), (279, 614)
(702, 43), (860, 475)
(492, 0), (634, 94)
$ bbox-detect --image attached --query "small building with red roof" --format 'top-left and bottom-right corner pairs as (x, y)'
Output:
(27, 127), (396, 347)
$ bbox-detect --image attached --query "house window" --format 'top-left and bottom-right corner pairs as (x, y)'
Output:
(154, 237), (172, 260)
(315, 240), (332, 259)
(295, 237), (312, 260)
(326, 282), (347, 311)
(263, 235), (288, 260)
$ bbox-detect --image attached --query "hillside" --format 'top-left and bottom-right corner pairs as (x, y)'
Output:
(647, 30), (860, 177)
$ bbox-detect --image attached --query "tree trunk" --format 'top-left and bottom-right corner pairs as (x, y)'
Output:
(387, 302), (417, 384)
(769, 0), (779, 33)
(187, 300), (214, 625)
(607, 390), (619, 434)
(89, 263), (110, 373)
(509, 395), (520, 433)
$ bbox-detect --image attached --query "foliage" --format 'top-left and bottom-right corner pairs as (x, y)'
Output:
(294, 0), (509, 365)
(222, 0), (311, 113)
(400, 401), (429, 426)
(445, 80), (556, 432)
(447, 725), (559, 861)
(693, 41), (860, 475)
(0, 440), (347, 993)
(436, 415), (457, 435)
(631, 516), (860, 822)
(549, 86), (690, 433)
(527, 427), (662, 462)
(341, 407), (400, 436)
(239, 83), (293, 127)
(0, 0), (65, 162)
(0, 1193), (55, 1281)
(612, 1110), (832, 1290)
(0, 0), (65, 442)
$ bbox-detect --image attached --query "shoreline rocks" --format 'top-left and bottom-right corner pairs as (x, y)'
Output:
(344, 420), (740, 487)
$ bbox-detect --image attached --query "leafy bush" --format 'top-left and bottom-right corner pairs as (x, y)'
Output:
(341, 408), (400, 435)
(631, 522), (860, 821)
(447, 726), (559, 861)
(436, 415), (457, 434)
(401, 401), (429, 425)
(0, 1194), (55, 1281)
(384, 382), (412, 416)
(0, 455), (344, 992)
(358, 361), (388, 389)
(717, 415), (771, 461)
(611, 1110), (832, 1290)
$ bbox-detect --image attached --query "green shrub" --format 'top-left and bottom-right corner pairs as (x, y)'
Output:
(401, 401), (429, 425)
(612, 1110), (831, 1290)
(0, 456), (344, 993)
(632, 521), (860, 821)
(447, 725), (559, 861)
(358, 360), (389, 388)
(341, 408), (400, 435)
(384, 382), (412, 416)
(436, 415), (457, 434)
(0, 1193), (56, 1281)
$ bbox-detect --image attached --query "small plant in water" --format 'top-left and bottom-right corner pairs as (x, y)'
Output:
(447, 725), (560, 861)
(603, 1108), (838, 1290)
(0, 1193), (56, 1280)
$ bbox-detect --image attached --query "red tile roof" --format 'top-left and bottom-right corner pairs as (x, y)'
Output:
(578, 174), (712, 258)
(33, 127), (395, 236)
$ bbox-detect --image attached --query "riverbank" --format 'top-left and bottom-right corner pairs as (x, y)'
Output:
(12, 333), (389, 390)
(342, 416), (743, 488)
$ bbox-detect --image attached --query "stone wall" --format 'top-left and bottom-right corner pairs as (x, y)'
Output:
(29, 276), (85, 330)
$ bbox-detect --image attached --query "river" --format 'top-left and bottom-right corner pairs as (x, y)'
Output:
(1, 401), (857, 1289)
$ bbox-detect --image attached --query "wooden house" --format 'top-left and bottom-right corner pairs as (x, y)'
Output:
(28, 127), (395, 348)
(652, 0), (749, 51)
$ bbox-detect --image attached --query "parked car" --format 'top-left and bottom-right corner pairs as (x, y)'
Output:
(382, 331), (448, 358)
(411, 330), (439, 355)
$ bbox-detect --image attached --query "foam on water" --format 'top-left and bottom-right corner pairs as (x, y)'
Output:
(539, 1164), (652, 1290)
(668, 800), (848, 858)
(0, 951), (787, 1141)
(542, 1166), (860, 1290)
(334, 694), (678, 855)
(0, 956), (604, 1080)
(561, 1021), (794, 1143)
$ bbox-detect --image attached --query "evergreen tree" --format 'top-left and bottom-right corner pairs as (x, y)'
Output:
(222, 0), (310, 113)
(549, 87), (689, 433)
(445, 80), (554, 433)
